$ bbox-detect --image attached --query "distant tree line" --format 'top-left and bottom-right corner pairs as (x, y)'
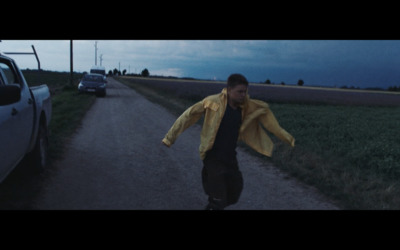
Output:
(340, 85), (400, 92)
(108, 68), (150, 77)
(388, 85), (400, 92)
(263, 77), (400, 92)
(340, 85), (361, 90)
(264, 79), (304, 86)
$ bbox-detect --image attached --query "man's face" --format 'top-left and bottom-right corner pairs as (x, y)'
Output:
(227, 84), (247, 106)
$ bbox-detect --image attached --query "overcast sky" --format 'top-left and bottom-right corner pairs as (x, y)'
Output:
(1, 40), (400, 89)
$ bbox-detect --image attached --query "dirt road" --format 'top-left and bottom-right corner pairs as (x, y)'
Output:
(33, 78), (339, 210)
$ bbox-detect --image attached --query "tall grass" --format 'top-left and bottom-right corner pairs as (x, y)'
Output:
(118, 76), (400, 209)
(47, 88), (96, 162)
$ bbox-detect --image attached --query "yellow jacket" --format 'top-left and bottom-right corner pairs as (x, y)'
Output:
(162, 88), (295, 160)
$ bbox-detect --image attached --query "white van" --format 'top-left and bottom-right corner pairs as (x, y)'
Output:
(90, 66), (106, 80)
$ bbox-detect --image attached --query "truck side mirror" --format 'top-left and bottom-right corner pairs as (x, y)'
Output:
(0, 84), (21, 106)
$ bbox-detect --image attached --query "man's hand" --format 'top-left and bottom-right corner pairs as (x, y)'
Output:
(161, 139), (170, 147)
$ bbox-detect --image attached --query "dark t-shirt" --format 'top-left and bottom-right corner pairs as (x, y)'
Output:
(207, 103), (242, 163)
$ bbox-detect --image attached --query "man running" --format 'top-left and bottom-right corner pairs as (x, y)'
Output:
(162, 73), (295, 210)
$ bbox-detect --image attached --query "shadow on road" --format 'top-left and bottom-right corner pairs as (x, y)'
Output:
(0, 158), (50, 210)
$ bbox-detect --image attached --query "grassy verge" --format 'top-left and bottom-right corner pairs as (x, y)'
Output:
(47, 86), (96, 163)
(118, 76), (400, 209)
(23, 70), (96, 164)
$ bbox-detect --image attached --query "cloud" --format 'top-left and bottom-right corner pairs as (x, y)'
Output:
(3, 40), (400, 88)
(150, 68), (184, 77)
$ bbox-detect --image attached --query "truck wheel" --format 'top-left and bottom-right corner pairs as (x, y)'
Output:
(31, 120), (49, 171)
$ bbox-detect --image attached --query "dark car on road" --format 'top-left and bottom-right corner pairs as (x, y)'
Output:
(78, 73), (106, 97)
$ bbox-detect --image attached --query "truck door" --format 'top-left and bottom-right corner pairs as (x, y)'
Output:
(0, 59), (34, 179)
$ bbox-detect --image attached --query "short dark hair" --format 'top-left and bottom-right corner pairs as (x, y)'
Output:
(227, 73), (249, 88)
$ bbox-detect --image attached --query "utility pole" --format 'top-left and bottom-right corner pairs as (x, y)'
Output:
(70, 40), (73, 86)
(100, 54), (103, 66)
(94, 41), (98, 66)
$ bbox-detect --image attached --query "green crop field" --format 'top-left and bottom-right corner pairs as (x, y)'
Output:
(268, 104), (400, 209)
(118, 76), (400, 209)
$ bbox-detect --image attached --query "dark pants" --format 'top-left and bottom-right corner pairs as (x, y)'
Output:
(202, 154), (243, 210)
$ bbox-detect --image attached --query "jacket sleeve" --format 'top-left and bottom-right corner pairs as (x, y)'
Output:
(162, 100), (205, 147)
(259, 107), (295, 147)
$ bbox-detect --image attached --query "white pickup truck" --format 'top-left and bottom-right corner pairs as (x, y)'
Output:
(0, 53), (52, 183)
